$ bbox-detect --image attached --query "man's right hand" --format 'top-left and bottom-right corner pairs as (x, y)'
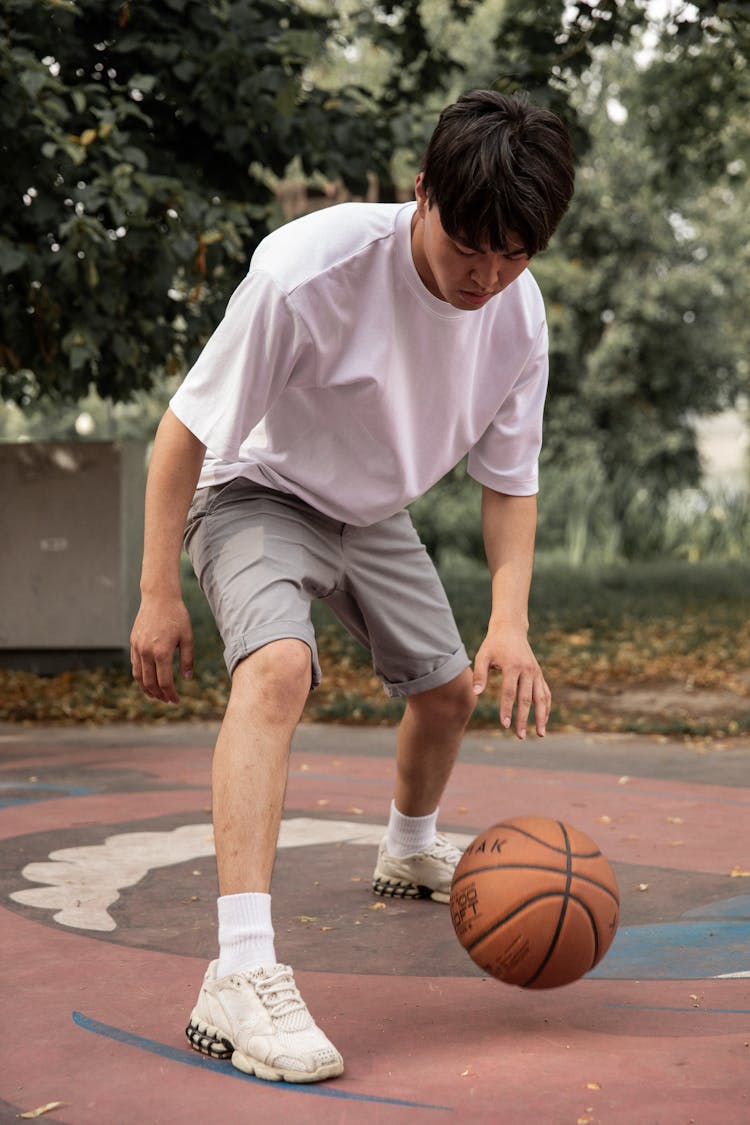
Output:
(130, 594), (194, 703)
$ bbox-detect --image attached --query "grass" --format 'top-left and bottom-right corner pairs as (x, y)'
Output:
(2, 555), (748, 739)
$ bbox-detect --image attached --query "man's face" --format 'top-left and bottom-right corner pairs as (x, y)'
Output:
(410, 173), (530, 310)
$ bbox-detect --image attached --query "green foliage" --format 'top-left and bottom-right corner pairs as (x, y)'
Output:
(533, 33), (749, 555)
(635, 0), (750, 184)
(0, 0), (376, 404)
(1, 0), (653, 407)
(3, 0), (748, 564)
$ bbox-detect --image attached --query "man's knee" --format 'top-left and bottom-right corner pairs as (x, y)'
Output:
(231, 638), (312, 715)
(408, 668), (476, 729)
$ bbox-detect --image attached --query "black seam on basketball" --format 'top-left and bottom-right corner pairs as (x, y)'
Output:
(521, 822), (574, 987)
(479, 822), (602, 859)
(465, 892), (570, 954)
(451, 863), (619, 906)
(569, 893), (601, 969)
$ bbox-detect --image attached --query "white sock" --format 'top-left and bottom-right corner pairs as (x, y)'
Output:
(386, 799), (439, 857)
(217, 892), (276, 976)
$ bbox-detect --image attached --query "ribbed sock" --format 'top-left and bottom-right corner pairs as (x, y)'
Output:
(386, 799), (439, 857)
(217, 892), (276, 976)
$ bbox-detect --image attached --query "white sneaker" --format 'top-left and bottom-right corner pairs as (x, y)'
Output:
(372, 834), (463, 903)
(186, 961), (344, 1083)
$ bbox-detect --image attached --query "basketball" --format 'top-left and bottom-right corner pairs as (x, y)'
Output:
(450, 815), (619, 988)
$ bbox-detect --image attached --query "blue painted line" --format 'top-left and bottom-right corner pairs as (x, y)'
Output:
(72, 1012), (453, 1111)
(0, 781), (95, 808)
(683, 895), (750, 921)
(588, 919), (750, 980)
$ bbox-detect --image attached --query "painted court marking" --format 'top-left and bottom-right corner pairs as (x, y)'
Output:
(8, 819), (750, 980)
(8, 818), (471, 931)
(72, 1012), (454, 1111)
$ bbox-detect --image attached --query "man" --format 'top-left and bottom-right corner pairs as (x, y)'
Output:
(130, 89), (574, 1083)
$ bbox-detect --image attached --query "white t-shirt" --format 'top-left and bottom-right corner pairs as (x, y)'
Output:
(170, 201), (549, 526)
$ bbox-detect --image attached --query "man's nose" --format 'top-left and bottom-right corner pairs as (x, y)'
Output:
(471, 254), (503, 290)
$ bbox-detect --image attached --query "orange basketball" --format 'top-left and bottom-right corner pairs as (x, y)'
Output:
(450, 815), (619, 988)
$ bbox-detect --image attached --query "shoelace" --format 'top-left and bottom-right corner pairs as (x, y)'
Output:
(430, 834), (463, 862)
(253, 965), (307, 1020)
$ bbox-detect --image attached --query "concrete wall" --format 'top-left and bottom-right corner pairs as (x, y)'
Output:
(0, 441), (145, 671)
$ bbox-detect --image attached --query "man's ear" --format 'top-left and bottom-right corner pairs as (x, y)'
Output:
(415, 172), (428, 215)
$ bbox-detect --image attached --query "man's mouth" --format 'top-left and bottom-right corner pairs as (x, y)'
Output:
(459, 289), (493, 307)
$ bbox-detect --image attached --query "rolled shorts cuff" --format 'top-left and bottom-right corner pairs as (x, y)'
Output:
(224, 622), (321, 688)
(381, 646), (471, 699)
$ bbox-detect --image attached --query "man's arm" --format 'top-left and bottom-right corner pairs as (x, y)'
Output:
(472, 487), (551, 739)
(130, 408), (207, 703)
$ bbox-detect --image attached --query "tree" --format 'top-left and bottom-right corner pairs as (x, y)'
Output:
(310, 0), (645, 195)
(409, 4), (750, 562)
(0, 0), (377, 405)
(1, 0), (650, 411)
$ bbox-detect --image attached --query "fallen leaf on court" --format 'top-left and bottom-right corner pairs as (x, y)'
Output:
(666, 816), (684, 824)
(350, 876), (362, 882)
(368, 902), (386, 910)
(296, 915), (318, 923)
(460, 1066), (477, 1078)
(596, 815), (611, 824)
(320, 926), (335, 931)
(667, 840), (685, 847)
(457, 806), (469, 813)
(19, 1105), (64, 1120)
(617, 776), (630, 785)
(316, 799), (329, 806)
(730, 865), (750, 877)
(586, 1081), (602, 1090)
(577, 1116), (594, 1124)
(345, 806), (363, 815)
(638, 883), (650, 892)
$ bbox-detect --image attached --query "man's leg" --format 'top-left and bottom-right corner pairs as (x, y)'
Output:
(187, 638), (345, 1083)
(211, 639), (310, 895)
(393, 667), (475, 816)
(373, 669), (475, 902)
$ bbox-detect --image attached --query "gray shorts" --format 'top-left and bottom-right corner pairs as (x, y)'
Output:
(183, 479), (469, 697)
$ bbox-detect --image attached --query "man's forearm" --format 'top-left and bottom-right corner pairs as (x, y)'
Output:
(140, 408), (207, 597)
(481, 487), (537, 631)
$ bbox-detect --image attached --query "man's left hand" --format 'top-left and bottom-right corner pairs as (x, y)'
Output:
(472, 626), (551, 739)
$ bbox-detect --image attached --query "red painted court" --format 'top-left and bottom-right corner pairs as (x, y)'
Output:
(1, 722), (748, 1124)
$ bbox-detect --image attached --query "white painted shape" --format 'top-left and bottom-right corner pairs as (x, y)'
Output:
(9, 819), (474, 932)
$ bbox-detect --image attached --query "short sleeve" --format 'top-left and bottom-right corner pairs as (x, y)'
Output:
(467, 321), (549, 496)
(169, 270), (313, 461)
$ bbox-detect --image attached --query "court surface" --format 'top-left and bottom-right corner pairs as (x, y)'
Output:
(1, 722), (748, 1124)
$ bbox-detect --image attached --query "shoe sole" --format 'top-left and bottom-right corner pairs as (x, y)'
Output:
(186, 1015), (344, 1083)
(371, 875), (450, 903)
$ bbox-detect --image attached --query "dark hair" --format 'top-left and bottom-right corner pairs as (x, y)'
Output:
(420, 90), (575, 256)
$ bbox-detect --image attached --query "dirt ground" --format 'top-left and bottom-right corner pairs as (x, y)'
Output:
(554, 678), (749, 739)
